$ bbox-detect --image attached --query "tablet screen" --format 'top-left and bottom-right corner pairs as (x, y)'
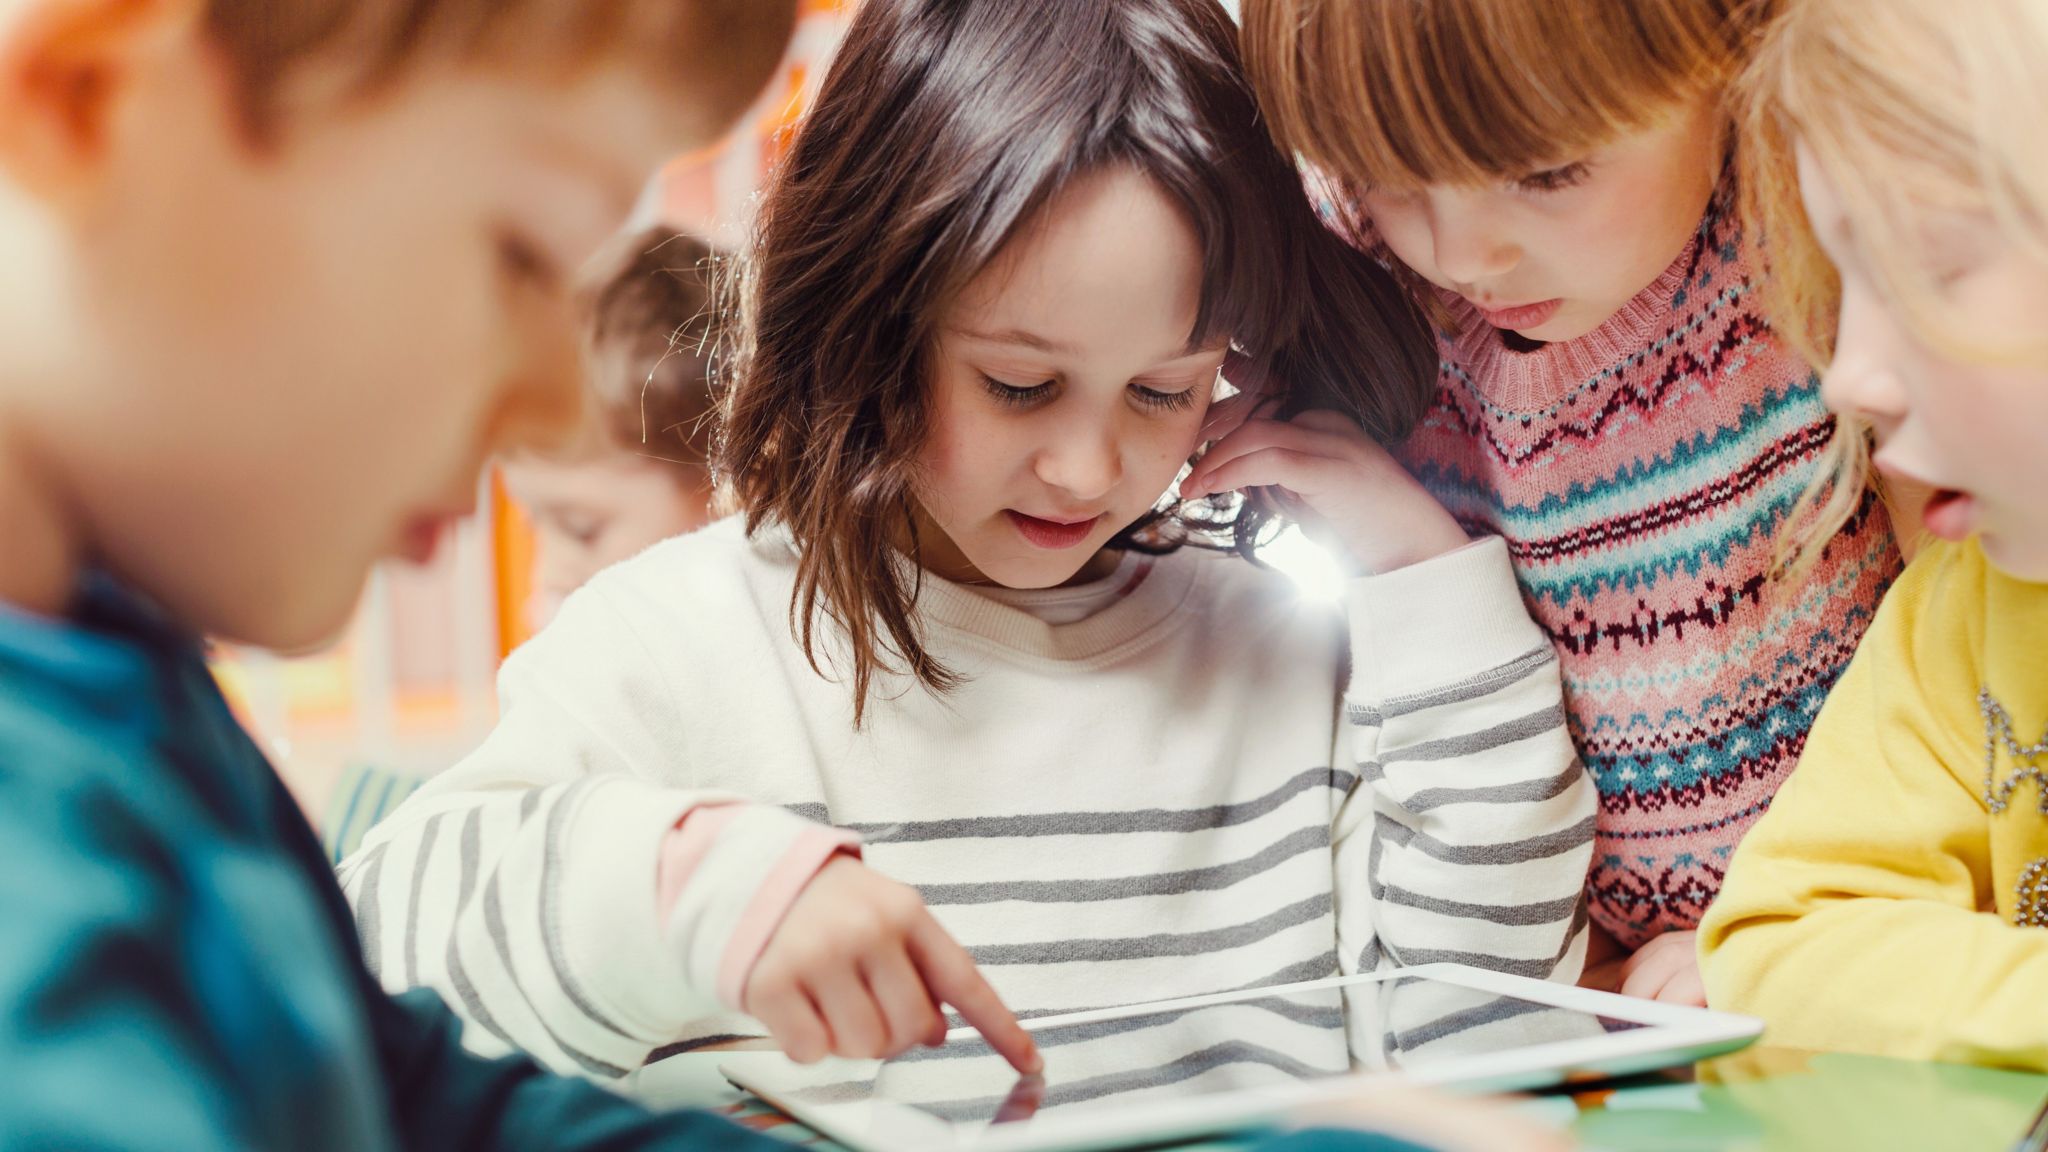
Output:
(770, 976), (1647, 1130)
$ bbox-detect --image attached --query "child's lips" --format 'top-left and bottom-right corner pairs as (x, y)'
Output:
(1472, 298), (1563, 331)
(1004, 510), (1102, 550)
(396, 514), (455, 565)
(1876, 459), (1977, 544)
(1921, 486), (1977, 543)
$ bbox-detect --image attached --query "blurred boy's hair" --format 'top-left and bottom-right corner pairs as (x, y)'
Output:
(203, 0), (791, 141)
(577, 228), (720, 469)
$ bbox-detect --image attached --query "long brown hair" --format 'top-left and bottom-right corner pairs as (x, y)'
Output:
(719, 0), (1434, 725)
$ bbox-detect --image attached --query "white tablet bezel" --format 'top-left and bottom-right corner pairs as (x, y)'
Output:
(719, 962), (1762, 1152)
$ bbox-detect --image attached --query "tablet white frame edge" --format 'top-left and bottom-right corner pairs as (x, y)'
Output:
(720, 963), (1764, 1152)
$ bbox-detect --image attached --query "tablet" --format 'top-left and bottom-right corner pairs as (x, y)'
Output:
(719, 962), (1761, 1152)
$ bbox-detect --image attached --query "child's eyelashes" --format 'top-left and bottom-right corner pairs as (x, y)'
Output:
(1511, 161), (1593, 194)
(978, 374), (1199, 413)
(1132, 384), (1198, 412)
(979, 375), (1054, 408)
(493, 227), (560, 289)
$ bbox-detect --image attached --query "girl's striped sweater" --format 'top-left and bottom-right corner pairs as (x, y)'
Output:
(1391, 187), (1903, 949)
(339, 520), (1593, 1075)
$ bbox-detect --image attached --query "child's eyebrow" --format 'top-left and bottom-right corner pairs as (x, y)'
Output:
(954, 328), (1228, 361)
(525, 130), (648, 218)
(954, 327), (1075, 354)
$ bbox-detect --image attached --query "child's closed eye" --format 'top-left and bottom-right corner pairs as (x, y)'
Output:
(493, 227), (561, 289)
(1511, 161), (1593, 194)
(977, 373), (1199, 413)
(1130, 383), (1198, 412)
(979, 374), (1055, 408)
(541, 508), (606, 546)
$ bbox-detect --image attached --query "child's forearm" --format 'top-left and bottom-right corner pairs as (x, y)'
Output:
(1334, 537), (1594, 982)
(1705, 889), (2048, 1069)
(343, 775), (736, 1077)
(347, 768), (857, 1079)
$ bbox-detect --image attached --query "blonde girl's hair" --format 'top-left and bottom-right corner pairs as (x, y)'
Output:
(1240, 0), (1764, 211)
(1739, 0), (2048, 574)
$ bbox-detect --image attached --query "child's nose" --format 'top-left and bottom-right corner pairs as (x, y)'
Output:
(1033, 426), (1123, 502)
(1820, 285), (1909, 428)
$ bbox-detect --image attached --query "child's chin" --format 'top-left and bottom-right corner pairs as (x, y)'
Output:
(985, 566), (1072, 591)
(975, 550), (1090, 591)
(215, 580), (364, 657)
(1981, 532), (2048, 584)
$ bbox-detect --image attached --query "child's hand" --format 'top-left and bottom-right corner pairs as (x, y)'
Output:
(1580, 930), (1706, 1007)
(1180, 407), (1468, 575)
(742, 856), (1042, 1073)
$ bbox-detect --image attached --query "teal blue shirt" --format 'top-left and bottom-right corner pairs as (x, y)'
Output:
(0, 579), (779, 1151)
(0, 577), (1444, 1152)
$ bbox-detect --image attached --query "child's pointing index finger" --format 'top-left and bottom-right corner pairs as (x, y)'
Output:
(910, 920), (1043, 1075)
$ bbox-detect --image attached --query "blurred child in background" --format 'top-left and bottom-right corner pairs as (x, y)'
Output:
(323, 227), (724, 860)
(506, 227), (723, 631)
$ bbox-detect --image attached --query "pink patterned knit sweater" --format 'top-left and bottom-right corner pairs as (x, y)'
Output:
(1390, 188), (1903, 949)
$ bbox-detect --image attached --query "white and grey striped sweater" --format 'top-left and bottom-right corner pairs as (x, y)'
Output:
(340, 519), (1594, 1080)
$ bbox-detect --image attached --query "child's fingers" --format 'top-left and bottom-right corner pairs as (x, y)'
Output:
(1642, 934), (1706, 1006)
(1575, 957), (1626, 995)
(1615, 957), (1664, 1001)
(1183, 420), (1352, 497)
(1289, 408), (1369, 438)
(1616, 936), (1691, 1002)
(862, 948), (947, 1051)
(910, 919), (1041, 1074)
(1187, 446), (1336, 502)
(1655, 964), (1708, 1007)
(807, 964), (891, 1058)
(1199, 391), (1261, 443)
(748, 982), (832, 1064)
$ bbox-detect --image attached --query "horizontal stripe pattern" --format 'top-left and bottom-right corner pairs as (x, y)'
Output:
(339, 519), (1591, 1079)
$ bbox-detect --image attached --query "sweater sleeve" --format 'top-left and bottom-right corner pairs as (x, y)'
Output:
(371, 986), (795, 1152)
(1331, 536), (1594, 986)
(338, 582), (843, 1079)
(1697, 546), (2048, 1069)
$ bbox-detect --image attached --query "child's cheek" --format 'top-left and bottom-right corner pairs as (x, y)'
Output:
(1359, 197), (1438, 285)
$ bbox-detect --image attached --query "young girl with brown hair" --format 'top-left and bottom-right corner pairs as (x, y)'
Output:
(344, 0), (1595, 1082)
(1240, 0), (1905, 1004)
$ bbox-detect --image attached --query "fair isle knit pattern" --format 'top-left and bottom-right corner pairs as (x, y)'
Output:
(1391, 186), (1902, 949)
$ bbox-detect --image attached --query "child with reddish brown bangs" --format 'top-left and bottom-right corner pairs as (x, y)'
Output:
(346, 0), (1596, 1102)
(1241, 0), (1905, 1004)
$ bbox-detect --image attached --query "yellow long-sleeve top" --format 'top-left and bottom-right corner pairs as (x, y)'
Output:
(1699, 538), (2048, 1069)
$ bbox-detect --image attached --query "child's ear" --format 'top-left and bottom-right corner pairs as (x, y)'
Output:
(0, 0), (202, 194)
